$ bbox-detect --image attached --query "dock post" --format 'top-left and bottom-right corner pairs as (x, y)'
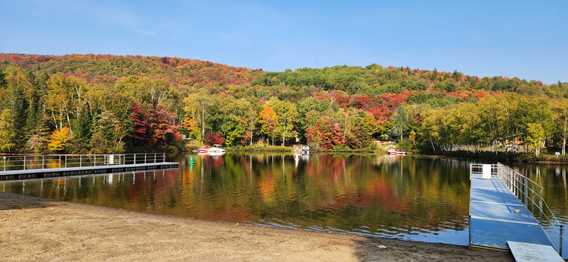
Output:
(65, 155), (67, 168)
(79, 155), (82, 167)
(163, 153), (166, 163)
(23, 156), (26, 170)
(144, 154), (147, 164)
(134, 154), (137, 164)
(468, 215), (472, 247)
(561, 224), (564, 257)
(41, 156), (45, 169)
(524, 176), (528, 204)
(3, 156), (6, 171)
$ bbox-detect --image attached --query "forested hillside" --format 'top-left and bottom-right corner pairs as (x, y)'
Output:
(0, 53), (567, 156)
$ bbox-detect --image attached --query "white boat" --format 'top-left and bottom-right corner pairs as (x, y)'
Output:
(387, 149), (407, 156)
(195, 146), (226, 156)
(293, 145), (310, 156)
(207, 146), (226, 156)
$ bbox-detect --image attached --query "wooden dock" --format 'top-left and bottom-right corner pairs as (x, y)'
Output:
(469, 164), (564, 261)
(0, 153), (178, 181)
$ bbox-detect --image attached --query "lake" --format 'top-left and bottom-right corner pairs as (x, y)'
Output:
(2, 153), (567, 247)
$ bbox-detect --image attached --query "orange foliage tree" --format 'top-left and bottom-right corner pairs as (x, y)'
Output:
(48, 127), (71, 152)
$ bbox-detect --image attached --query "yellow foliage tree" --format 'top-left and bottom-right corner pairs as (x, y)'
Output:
(0, 109), (16, 152)
(48, 127), (71, 152)
(259, 105), (278, 145)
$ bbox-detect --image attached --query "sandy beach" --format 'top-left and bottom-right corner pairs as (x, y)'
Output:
(0, 192), (511, 262)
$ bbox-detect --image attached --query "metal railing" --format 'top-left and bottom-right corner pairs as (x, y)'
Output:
(495, 163), (564, 256)
(1, 153), (167, 172)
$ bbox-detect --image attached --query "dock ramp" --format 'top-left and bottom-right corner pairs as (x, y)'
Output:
(469, 163), (564, 261)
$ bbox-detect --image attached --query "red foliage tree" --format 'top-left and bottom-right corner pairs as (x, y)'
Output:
(368, 91), (412, 123)
(350, 95), (377, 110)
(130, 104), (149, 141)
(205, 131), (224, 146)
(307, 116), (345, 150)
(330, 90), (350, 107)
(147, 107), (182, 145)
(130, 104), (181, 146)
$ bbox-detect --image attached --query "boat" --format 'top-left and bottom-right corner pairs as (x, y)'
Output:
(207, 146), (226, 156)
(195, 145), (226, 156)
(293, 145), (310, 156)
(387, 149), (407, 156)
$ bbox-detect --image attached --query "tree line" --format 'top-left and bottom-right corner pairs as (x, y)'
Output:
(0, 66), (183, 153)
(0, 54), (567, 156)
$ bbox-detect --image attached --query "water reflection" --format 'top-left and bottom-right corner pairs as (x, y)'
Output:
(1, 154), (471, 246)
(514, 164), (568, 223)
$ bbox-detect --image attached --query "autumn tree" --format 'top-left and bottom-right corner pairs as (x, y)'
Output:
(147, 107), (181, 146)
(266, 97), (298, 146)
(556, 103), (568, 155)
(219, 98), (257, 146)
(5, 66), (33, 150)
(307, 114), (345, 150)
(0, 109), (16, 152)
(259, 104), (278, 145)
(184, 91), (218, 143)
(90, 111), (126, 153)
(345, 110), (377, 148)
(392, 106), (409, 142)
(48, 127), (71, 153)
(526, 123), (546, 157)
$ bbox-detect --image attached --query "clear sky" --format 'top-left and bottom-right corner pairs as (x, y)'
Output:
(0, 0), (566, 83)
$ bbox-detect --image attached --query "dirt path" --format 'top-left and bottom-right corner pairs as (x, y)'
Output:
(0, 193), (511, 262)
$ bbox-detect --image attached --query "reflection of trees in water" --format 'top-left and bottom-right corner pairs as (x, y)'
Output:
(5, 154), (471, 234)
(515, 165), (568, 221)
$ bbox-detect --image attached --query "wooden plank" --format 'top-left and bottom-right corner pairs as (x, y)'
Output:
(507, 241), (563, 262)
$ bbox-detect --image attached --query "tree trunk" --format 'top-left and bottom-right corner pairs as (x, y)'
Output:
(563, 114), (567, 155)
(250, 125), (253, 146)
(66, 113), (72, 134)
(201, 104), (205, 143)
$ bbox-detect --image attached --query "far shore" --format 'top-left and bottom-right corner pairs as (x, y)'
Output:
(218, 146), (568, 164)
(1, 193), (511, 262)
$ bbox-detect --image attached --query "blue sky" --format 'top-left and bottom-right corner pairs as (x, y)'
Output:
(0, 0), (566, 83)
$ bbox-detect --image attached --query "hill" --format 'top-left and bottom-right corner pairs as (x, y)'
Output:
(0, 53), (567, 156)
(0, 53), (259, 86)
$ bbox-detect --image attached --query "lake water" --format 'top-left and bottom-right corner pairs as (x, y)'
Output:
(3, 153), (567, 247)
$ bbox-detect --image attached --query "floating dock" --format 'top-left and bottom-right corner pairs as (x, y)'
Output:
(469, 163), (564, 261)
(0, 153), (178, 181)
(0, 162), (178, 181)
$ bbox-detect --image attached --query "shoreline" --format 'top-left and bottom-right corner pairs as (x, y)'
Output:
(1, 193), (511, 261)
(220, 148), (568, 164)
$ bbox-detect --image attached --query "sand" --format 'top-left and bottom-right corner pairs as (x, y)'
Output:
(0, 193), (512, 262)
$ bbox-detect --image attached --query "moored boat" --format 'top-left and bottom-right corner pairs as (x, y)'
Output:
(207, 146), (226, 156)
(387, 149), (407, 156)
(194, 145), (226, 156)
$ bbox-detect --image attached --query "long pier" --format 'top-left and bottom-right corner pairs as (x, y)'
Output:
(469, 163), (564, 261)
(0, 153), (178, 181)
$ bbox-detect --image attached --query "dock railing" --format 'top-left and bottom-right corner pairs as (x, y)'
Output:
(0, 153), (167, 172)
(495, 163), (564, 256)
